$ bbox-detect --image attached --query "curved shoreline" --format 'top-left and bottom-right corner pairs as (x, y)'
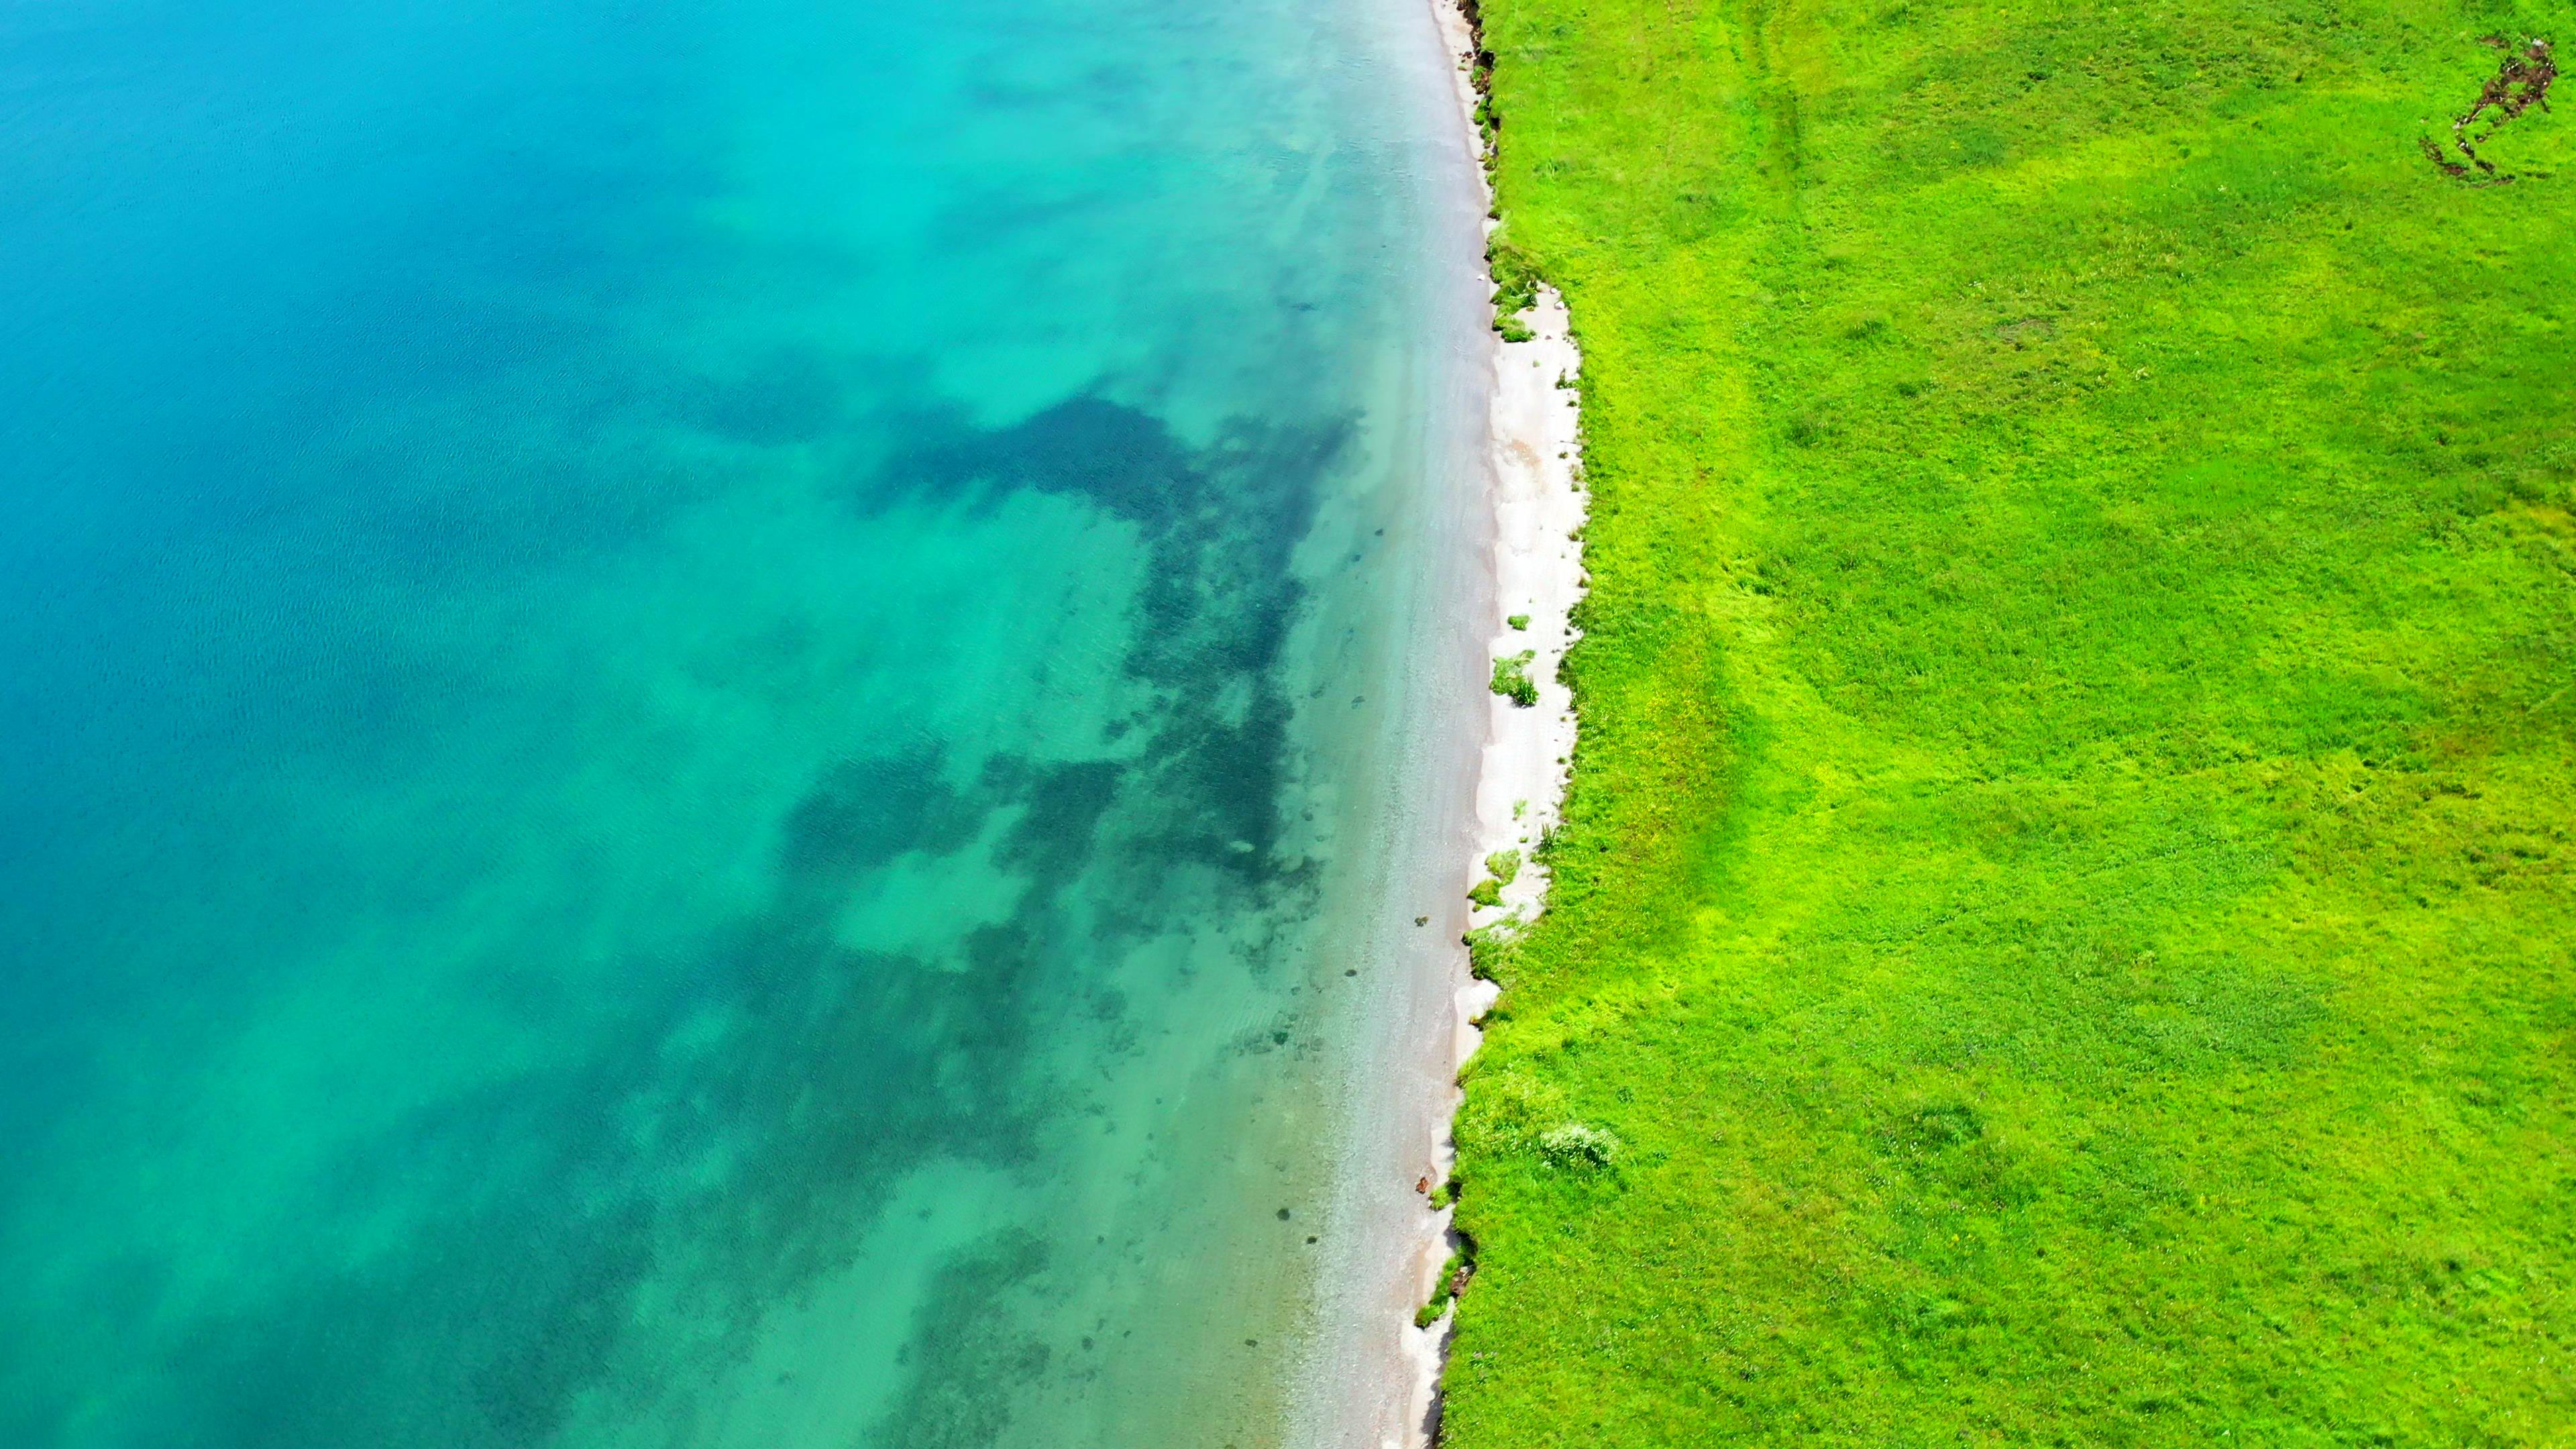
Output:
(1387, 0), (1587, 1438)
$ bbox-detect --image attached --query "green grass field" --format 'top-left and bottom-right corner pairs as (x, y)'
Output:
(1446, 0), (2576, 1442)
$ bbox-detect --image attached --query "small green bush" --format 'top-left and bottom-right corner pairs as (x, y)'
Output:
(1538, 1122), (1621, 1171)
(1415, 1248), (1472, 1327)
(1490, 651), (1538, 706)
(1471, 850), (1524, 908)
(1507, 613), (1530, 630)
(1464, 916), (1521, 982)
(1488, 235), (1540, 317)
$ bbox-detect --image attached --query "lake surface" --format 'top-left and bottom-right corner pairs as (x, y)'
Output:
(0, 0), (1489, 1442)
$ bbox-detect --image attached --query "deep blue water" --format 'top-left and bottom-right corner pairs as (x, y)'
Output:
(0, 0), (1485, 1442)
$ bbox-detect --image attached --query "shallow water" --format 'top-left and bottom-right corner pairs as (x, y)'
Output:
(0, 0), (1488, 1443)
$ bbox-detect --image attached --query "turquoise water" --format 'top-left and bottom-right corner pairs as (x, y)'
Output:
(0, 0), (1488, 1443)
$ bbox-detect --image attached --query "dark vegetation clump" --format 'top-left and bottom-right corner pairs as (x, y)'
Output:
(1489, 247), (1539, 316)
(1489, 237), (1542, 329)
(2420, 35), (2556, 182)
(1414, 1244), (1477, 1328)
(1460, 0), (1503, 157)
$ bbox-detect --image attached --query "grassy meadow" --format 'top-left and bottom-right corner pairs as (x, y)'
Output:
(1447, 0), (2576, 1442)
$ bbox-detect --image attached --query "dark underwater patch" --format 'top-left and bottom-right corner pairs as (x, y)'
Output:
(865, 1232), (1058, 1449)
(66, 388), (1362, 1446)
(778, 749), (985, 885)
(881, 394), (1352, 876)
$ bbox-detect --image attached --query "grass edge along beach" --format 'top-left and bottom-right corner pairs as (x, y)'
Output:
(1329, 0), (1591, 1440)
(1433, 0), (2576, 1443)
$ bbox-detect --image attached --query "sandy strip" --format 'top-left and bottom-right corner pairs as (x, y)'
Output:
(1385, 1), (1587, 1442)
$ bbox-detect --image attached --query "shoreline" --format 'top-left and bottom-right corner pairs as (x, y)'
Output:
(1386, 0), (1587, 1438)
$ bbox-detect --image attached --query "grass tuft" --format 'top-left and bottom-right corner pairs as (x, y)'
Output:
(1536, 1122), (1620, 1171)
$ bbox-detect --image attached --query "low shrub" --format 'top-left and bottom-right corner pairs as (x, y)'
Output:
(1415, 1247), (1474, 1327)
(1464, 916), (1522, 982)
(1538, 1122), (1621, 1171)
